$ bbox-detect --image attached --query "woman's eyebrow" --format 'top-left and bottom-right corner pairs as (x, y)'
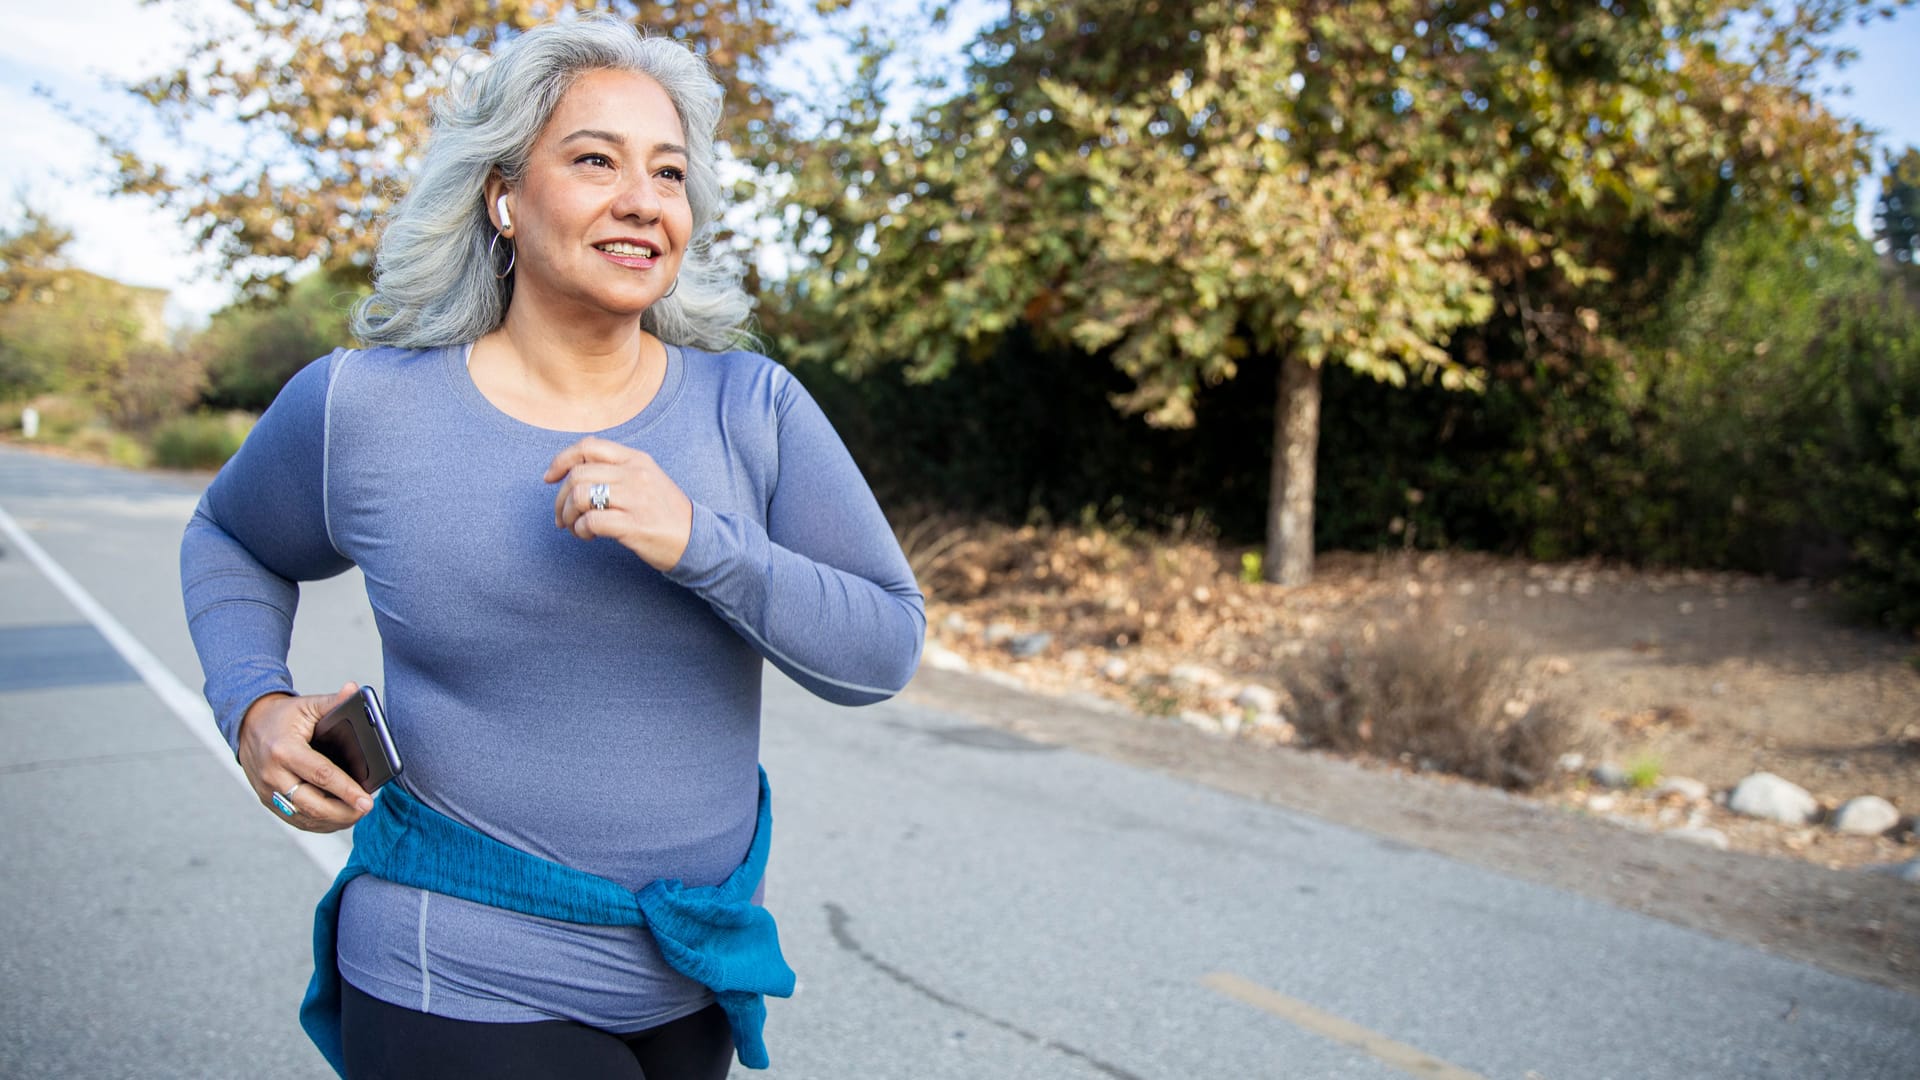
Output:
(558, 130), (688, 158)
(560, 128), (626, 146)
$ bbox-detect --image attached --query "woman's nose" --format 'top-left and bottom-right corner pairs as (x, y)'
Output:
(611, 173), (663, 222)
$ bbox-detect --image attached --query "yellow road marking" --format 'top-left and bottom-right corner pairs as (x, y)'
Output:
(1201, 971), (1490, 1080)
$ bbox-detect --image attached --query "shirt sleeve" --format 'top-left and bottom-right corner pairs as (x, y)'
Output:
(664, 368), (926, 705)
(180, 350), (356, 751)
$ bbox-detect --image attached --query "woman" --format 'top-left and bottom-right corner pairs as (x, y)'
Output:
(180, 16), (924, 1079)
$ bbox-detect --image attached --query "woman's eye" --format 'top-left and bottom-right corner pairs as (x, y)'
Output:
(576, 153), (614, 168)
(658, 166), (687, 183)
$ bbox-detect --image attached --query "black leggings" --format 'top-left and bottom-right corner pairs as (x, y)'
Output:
(340, 979), (734, 1080)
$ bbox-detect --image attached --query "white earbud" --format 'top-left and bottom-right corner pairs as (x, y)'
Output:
(496, 194), (513, 232)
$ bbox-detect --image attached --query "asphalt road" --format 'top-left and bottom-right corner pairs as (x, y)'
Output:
(2, 443), (1916, 1080)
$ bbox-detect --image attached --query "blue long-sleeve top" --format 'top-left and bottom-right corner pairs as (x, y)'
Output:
(181, 341), (924, 1031)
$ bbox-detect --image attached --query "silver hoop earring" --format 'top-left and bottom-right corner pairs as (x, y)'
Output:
(489, 230), (515, 279)
(662, 277), (678, 299)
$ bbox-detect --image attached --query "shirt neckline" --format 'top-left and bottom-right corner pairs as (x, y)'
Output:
(444, 338), (689, 441)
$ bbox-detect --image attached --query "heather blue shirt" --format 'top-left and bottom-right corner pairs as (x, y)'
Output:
(181, 342), (924, 1029)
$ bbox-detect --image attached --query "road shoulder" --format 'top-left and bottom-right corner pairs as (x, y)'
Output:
(902, 665), (1920, 997)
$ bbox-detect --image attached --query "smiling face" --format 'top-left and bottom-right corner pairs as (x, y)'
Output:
(490, 68), (693, 324)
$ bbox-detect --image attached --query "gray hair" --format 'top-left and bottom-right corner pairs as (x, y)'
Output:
(352, 15), (752, 350)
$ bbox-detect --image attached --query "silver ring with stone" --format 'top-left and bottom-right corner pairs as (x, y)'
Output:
(589, 483), (611, 512)
(272, 783), (303, 817)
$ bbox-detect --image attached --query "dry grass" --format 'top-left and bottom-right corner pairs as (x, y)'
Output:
(1281, 604), (1588, 790)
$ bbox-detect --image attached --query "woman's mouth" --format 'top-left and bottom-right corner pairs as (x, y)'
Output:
(594, 240), (662, 268)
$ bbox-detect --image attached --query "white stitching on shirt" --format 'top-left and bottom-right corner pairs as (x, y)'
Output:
(728, 610), (918, 698)
(416, 888), (432, 1013)
(321, 348), (355, 560)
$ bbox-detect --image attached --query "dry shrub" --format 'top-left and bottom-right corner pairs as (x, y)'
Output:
(1284, 606), (1585, 790)
(894, 507), (1233, 650)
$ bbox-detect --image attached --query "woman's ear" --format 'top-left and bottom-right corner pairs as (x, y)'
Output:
(484, 175), (513, 234)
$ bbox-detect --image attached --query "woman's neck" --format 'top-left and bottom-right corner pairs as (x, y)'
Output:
(470, 303), (665, 430)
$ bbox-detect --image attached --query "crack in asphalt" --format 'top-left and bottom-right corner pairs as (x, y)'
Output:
(823, 901), (1148, 1080)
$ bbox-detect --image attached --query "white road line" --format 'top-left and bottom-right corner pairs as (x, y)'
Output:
(1202, 971), (1490, 1080)
(0, 503), (349, 876)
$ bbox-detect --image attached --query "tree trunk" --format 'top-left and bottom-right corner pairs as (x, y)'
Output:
(1265, 350), (1322, 586)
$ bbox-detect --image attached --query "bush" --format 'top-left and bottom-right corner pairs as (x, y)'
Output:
(66, 427), (151, 469)
(105, 345), (207, 434)
(17, 394), (97, 442)
(1283, 606), (1585, 790)
(151, 411), (254, 470)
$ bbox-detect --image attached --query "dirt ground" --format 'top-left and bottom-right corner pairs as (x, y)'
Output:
(901, 523), (1920, 992)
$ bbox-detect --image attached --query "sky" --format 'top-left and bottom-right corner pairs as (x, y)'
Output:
(2, 0), (1916, 330)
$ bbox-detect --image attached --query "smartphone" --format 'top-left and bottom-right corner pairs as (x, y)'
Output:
(311, 685), (403, 793)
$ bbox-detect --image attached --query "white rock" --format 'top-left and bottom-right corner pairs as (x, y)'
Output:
(1179, 710), (1224, 735)
(1221, 713), (1244, 737)
(1233, 684), (1280, 713)
(1004, 632), (1053, 659)
(1099, 657), (1129, 682)
(1830, 796), (1900, 836)
(1590, 762), (1630, 790)
(940, 612), (968, 636)
(1728, 772), (1818, 826)
(1665, 826), (1731, 851)
(1654, 776), (1710, 802)
(1605, 813), (1652, 833)
(1588, 794), (1618, 813)
(1250, 713), (1297, 744)
(1169, 663), (1224, 691)
(920, 642), (971, 673)
(1556, 752), (1586, 774)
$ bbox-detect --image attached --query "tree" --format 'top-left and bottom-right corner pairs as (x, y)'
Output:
(0, 206), (77, 396)
(89, 0), (807, 296)
(1876, 146), (1920, 268)
(191, 269), (366, 411)
(775, 0), (1906, 584)
(0, 207), (175, 412)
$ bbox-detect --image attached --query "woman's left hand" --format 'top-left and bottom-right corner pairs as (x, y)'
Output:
(545, 436), (693, 571)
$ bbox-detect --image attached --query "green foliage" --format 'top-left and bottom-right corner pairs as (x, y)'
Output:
(192, 270), (363, 411)
(1239, 552), (1262, 586)
(0, 201), (196, 422)
(1625, 209), (1920, 629)
(1877, 147), (1920, 269)
(774, 0), (1906, 583)
(1624, 753), (1663, 790)
(0, 206), (74, 307)
(152, 411), (255, 470)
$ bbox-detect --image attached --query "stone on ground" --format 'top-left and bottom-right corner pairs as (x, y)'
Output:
(1654, 776), (1710, 802)
(1664, 826), (1730, 851)
(921, 642), (971, 672)
(1169, 663), (1224, 691)
(1005, 632), (1053, 659)
(1829, 795), (1900, 836)
(1233, 684), (1280, 713)
(1728, 772), (1818, 826)
(1590, 762), (1630, 790)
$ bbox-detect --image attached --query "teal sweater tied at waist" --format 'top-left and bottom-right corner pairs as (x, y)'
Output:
(300, 767), (795, 1076)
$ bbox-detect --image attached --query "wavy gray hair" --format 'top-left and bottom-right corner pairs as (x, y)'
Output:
(352, 15), (751, 350)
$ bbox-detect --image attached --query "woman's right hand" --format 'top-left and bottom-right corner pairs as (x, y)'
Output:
(236, 683), (375, 833)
